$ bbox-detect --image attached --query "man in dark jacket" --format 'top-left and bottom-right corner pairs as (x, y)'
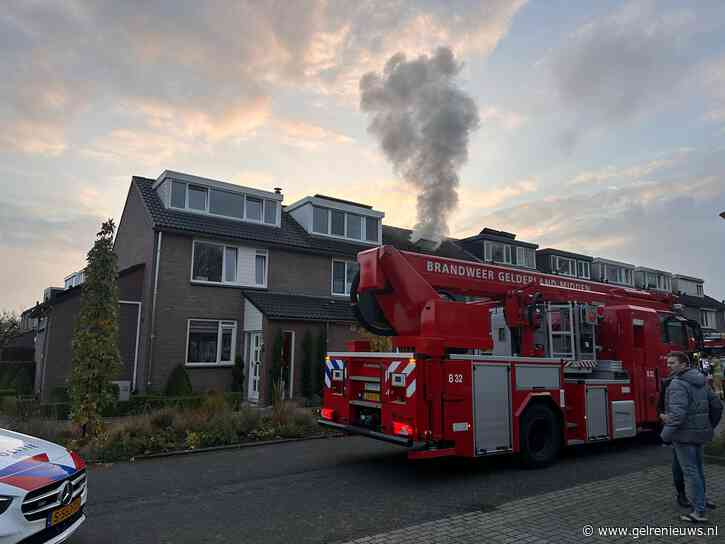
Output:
(657, 375), (688, 507)
(661, 352), (723, 523)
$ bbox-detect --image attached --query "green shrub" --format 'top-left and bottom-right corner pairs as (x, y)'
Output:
(0, 388), (16, 398)
(165, 365), (193, 396)
(49, 387), (70, 403)
(150, 409), (175, 430)
(236, 406), (261, 435)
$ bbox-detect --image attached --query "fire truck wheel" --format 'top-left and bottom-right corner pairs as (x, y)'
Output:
(519, 403), (561, 468)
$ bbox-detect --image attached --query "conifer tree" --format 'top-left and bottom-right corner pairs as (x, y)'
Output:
(69, 219), (122, 436)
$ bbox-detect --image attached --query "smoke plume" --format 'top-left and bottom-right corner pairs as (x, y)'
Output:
(360, 47), (479, 245)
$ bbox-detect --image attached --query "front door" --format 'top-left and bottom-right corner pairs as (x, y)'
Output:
(247, 332), (263, 403)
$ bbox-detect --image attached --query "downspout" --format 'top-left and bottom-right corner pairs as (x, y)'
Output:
(146, 231), (163, 389)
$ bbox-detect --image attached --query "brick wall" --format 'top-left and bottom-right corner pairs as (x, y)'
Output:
(114, 183), (156, 393)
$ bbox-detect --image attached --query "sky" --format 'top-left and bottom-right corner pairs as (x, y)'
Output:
(1, 0), (724, 313)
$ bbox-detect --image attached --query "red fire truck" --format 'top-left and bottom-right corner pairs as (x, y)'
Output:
(318, 245), (702, 466)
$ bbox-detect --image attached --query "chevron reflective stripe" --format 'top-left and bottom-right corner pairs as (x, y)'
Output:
(564, 360), (597, 369)
(406, 379), (416, 398)
(386, 361), (402, 382)
(401, 361), (415, 376)
(324, 359), (344, 388)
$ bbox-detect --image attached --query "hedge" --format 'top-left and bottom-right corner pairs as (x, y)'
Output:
(9, 393), (244, 421)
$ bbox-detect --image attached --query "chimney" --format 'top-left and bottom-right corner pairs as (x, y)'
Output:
(274, 187), (282, 195)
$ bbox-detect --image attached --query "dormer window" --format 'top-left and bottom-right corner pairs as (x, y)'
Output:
(188, 185), (208, 211)
(159, 172), (281, 227)
(309, 205), (380, 243)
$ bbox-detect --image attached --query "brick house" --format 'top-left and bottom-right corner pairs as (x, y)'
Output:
(112, 170), (478, 403)
(30, 264), (144, 401)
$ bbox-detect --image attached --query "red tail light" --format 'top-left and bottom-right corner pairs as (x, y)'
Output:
(321, 408), (335, 420)
(393, 421), (414, 437)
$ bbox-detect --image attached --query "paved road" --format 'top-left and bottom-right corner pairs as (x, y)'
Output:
(70, 434), (672, 544)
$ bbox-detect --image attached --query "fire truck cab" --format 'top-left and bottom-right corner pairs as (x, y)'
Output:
(319, 245), (701, 466)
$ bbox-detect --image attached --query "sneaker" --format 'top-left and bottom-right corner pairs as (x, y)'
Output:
(706, 500), (716, 510)
(681, 511), (708, 523)
(677, 493), (692, 509)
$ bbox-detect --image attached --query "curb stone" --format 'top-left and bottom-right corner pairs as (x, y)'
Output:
(128, 431), (346, 462)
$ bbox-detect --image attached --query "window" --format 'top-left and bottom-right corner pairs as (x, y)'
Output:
(365, 217), (378, 242)
(645, 272), (658, 289)
(210, 189), (243, 218)
(484, 241), (512, 264)
(701, 309), (717, 329)
(165, 180), (278, 225)
(246, 196), (262, 221)
(666, 320), (686, 347)
(552, 256), (574, 276)
(188, 185), (208, 211)
(313, 206), (329, 234)
(576, 261), (590, 279)
(171, 181), (186, 208)
(516, 247), (535, 268)
(332, 260), (359, 296)
(224, 247), (238, 282)
(192, 242), (223, 282)
(187, 320), (237, 365)
(347, 214), (362, 240)
(327, 210), (344, 236)
(255, 252), (267, 286)
(192, 241), (268, 287)
(697, 284), (704, 297)
(264, 201), (277, 225)
(604, 264), (632, 285)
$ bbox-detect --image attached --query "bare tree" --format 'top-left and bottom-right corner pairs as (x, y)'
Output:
(0, 310), (20, 354)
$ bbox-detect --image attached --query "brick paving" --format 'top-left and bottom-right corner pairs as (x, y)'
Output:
(340, 460), (725, 543)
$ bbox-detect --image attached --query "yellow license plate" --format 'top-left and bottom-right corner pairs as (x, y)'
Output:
(363, 392), (380, 402)
(50, 497), (81, 527)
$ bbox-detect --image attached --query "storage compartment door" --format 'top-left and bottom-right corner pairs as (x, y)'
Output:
(586, 387), (609, 439)
(473, 364), (511, 455)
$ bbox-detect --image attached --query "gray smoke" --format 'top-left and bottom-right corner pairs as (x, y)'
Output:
(360, 47), (479, 245)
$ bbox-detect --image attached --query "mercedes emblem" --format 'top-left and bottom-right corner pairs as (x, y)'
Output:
(58, 481), (73, 506)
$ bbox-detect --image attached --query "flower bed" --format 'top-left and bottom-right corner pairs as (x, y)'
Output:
(5, 395), (329, 463)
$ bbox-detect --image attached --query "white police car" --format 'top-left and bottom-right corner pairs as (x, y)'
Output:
(0, 428), (87, 543)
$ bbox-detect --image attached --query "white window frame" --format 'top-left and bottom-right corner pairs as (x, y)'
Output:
(576, 260), (590, 279)
(484, 241), (512, 265)
(185, 319), (237, 367)
(551, 255), (575, 277)
(311, 205), (380, 244)
(516, 247), (535, 269)
(701, 309), (717, 329)
(331, 259), (358, 296)
(167, 181), (280, 227)
(697, 284), (704, 297)
(191, 240), (268, 288)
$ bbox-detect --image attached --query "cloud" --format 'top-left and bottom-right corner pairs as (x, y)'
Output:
(454, 178), (538, 235)
(83, 129), (193, 166)
(702, 55), (725, 126)
(274, 120), (353, 150)
(466, 173), (725, 296)
(0, 1), (526, 155)
(568, 149), (692, 186)
(479, 107), (528, 131)
(547, 0), (696, 149)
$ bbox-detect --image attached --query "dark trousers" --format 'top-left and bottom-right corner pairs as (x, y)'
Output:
(672, 448), (685, 493)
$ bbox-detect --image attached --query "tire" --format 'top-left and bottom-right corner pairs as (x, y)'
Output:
(519, 403), (562, 468)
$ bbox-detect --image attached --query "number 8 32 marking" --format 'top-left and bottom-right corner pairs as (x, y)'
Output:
(448, 373), (464, 384)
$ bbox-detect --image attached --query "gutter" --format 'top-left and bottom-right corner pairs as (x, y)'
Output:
(146, 231), (163, 389)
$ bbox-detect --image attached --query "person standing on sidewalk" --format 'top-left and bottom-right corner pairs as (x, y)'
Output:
(657, 374), (689, 508)
(660, 351), (723, 523)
